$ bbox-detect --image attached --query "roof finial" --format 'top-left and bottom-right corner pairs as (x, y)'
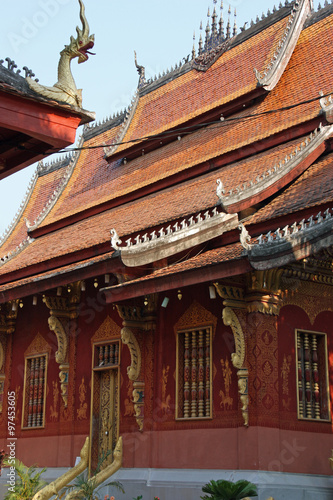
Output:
(192, 31), (196, 59)
(134, 51), (146, 87)
(205, 18), (211, 50)
(233, 8), (237, 37)
(219, 1), (224, 41)
(226, 5), (231, 39)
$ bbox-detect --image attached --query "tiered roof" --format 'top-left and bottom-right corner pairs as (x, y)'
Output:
(0, 0), (332, 302)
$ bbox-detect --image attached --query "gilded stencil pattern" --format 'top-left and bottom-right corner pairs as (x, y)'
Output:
(160, 365), (171, 414)
(50, 381), (59, 421)
(77, 377), (88, 420)
(281, 355), (291, 396)
(124, 379), (134, 416)
(249, 315), (279, 421)
(99, 371), (111, 461)
(91, 316), (121, 344)
(174, 301), (218, 337)
(61, 327), (76, 422)
(24, 332), (52, 357)
(282, 280), (333, 324)
(219, 358), (233, 410)
(144, 332), (154, 429)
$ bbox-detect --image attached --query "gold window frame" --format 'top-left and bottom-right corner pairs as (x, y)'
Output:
(176, 326), (213, 421)
(295, 328), (331, 422)
(21, 353), (48, 430)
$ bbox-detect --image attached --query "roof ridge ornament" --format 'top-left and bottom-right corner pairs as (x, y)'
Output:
(25, 138), (83, 231)
(319, 91), (333, 123)
(26, 0), (95, 108)
(216, 123), (333, 212)
(110, 206), (239, 267)
(246, 208), (333, 270)
(0, 169), (39, 248)
(134, 51), (146, 88)
(192, 0), (237, 70)
(103, 89), (140, 159)
(254, 0), (313, 91)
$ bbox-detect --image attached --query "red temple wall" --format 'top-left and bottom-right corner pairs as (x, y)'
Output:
(0, 279), (331, 473)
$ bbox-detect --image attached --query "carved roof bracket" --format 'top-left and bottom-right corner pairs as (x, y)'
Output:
(214, 283), (246, 309)
(116, 295), (157, 331)
(43, 282), (81, 408)
(245, 269), (284, 315)
(254, 0), (313, 91)
(0, 300), (19, 335)
(222, 307), (248, 427)
(120, 326), (144, 432)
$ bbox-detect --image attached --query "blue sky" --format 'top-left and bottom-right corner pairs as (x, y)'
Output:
(0, 0), (320, 235)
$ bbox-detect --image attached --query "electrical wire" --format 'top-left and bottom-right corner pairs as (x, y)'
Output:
(56, 91), (332, 154)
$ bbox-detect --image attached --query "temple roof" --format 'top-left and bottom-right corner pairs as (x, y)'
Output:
(0, 0), (332, 301)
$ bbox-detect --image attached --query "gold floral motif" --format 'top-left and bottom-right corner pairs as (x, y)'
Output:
(124, 379), (134, 416)
(77, 376), (88, 420)
(50, 381), (59, 421)
(160, 365), (171, 414)
(24, 332), (52, 357)
(219, 358), (233, 410)
(282, 280), (333, 324)
(174, 301), (218, 337)
(281, 354), (291, 396)
(91, 315), (121, 343)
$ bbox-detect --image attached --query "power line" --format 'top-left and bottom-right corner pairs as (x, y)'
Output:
(57, 91), (331, 154)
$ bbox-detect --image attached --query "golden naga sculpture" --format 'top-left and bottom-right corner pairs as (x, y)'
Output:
(27, 0), (95, 108)
(32, 437), (90, 500)
(65, 437), (123, 500)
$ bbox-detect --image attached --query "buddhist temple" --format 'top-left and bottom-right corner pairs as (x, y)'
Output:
(0, 0), (332, 498)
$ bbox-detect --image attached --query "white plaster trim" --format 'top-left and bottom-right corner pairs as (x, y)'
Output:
(104, 90), (140, 159)
(112, 208), (239, 267)
(247, 207), (333, 269)
(320, 92), (333, 123)
(254, 0), (313, 91)
(217, 123), (333, 210)
(25, 145), (82, 231)
(0, 168), (38, 248)
(0, 236), (34, 267)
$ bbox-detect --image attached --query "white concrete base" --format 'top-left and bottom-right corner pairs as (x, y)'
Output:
(0, 468), (332, 500)
(107, 468), (333, 500)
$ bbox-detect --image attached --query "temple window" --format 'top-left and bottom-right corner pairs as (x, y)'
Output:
(296, 330), (330, 421)
(22, 354), (48, 428)
(176, 326), (212, 420)
(92, 340), (120, 369)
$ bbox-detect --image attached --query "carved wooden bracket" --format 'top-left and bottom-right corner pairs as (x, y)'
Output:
(43, 283), (81, 408)
(120, 327), (141, 381)
(222, 306), (248, 427)
(245, 269), (283, 315)
(0, 300), (19, 335)
(116, 297), (157, 432)
(133, 381), (145, 432)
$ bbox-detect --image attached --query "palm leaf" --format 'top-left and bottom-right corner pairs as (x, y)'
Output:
(201, 479), (258, 500)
